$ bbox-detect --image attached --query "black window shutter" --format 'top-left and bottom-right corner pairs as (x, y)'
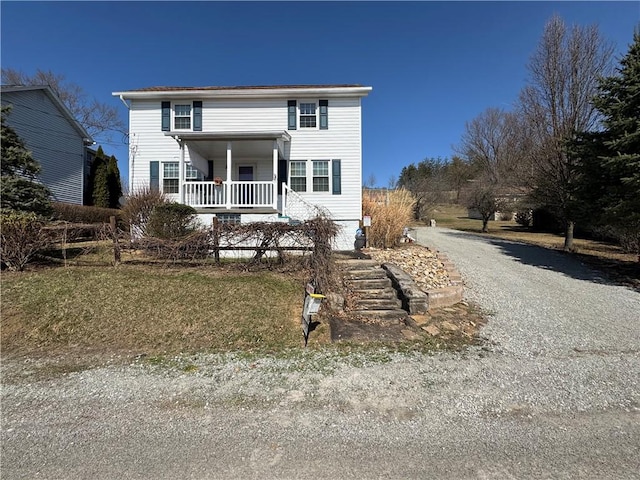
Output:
(193, 101), (202, 131)
(287, 100), (297, 130)
(278, 159), (288, 195)
(319, 99), (328, 130)
(161, 102), (170, 131)
(332, 159), (341, 194)
(150, 161), (160, 191)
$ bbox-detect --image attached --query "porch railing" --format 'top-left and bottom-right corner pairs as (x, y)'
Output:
(184, 181), (275, 209)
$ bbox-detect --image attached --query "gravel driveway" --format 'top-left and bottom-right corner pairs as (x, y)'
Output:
(2, 227), (639, 479)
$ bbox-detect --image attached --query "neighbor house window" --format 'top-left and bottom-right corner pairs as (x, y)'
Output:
(163, 162), (179, 193)
(174, 104), (191, 129)
(313, 160), (330, 192)
(290, 161), (307, 192)
(299, 103), (317, 128)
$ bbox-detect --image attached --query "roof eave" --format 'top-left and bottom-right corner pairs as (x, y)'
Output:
(113, 86), (372, 100)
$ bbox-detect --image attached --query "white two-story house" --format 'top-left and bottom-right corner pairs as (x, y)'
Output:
(112, 84), (372, 250)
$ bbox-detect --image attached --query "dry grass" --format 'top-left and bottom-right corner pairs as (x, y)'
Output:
(426, 204), (639, 290)
(1, 264), (331, 358)
(363, 189), (415, 248)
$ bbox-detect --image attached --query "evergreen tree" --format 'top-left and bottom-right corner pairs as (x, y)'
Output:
(573, 30), (640, 256)
(0, 106), (51, 216)
(107, 155), (123, 208)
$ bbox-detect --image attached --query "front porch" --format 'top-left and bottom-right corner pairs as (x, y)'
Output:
(184, 180), (277, 210)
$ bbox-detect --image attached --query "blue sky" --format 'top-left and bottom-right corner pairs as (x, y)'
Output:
(2, 1), (638, 187)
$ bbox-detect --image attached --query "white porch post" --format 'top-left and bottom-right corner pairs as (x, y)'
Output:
(178, 138), (185, 204)
(226, 141), (232, 209)
(272, 140), (278, 210)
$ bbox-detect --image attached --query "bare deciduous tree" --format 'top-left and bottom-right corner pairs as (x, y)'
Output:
(458, 107), (532, 188)
(1, 68), (125, 142)
(518, 15), (614, 251)
(456, 107), (531, 231)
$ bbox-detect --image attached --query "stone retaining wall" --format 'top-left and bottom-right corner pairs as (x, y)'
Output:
(382, 251), (463, 312)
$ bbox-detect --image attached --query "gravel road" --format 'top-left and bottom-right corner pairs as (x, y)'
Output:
(2, 227), (639, 479)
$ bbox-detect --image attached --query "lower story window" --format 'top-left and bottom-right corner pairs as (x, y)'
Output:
(313, 160), (329, 192)
(163, 162), (179, 193)
(290, 161), (307, 192)
(186, 164), (204, 181)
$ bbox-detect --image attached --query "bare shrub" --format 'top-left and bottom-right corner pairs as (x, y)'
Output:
(363, 188), (415, 248)
(0, 211), (53, 271)
(121, 187), (167, 237)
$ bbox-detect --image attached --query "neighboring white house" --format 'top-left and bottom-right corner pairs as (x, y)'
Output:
(1, 85), (95, 205)
(112, 84), (372, 250)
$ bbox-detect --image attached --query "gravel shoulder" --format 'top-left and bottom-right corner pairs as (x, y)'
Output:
(2, 227), (640, 479)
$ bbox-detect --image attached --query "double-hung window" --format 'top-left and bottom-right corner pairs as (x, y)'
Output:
(174, 104), (191, 129)
(163, 162), (179, 193)
(312, 160), (330, 192)
(299, 103), (317, 128)
(290, 161), (307, 192)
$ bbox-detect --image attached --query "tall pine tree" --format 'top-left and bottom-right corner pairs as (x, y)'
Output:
(573, 30), (640, 257)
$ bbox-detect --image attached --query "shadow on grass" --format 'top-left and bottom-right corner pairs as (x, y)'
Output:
(437, 229), (639, 291)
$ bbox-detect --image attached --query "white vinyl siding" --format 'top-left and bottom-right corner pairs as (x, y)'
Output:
(127, 95), (363, 221)
(286, 97), (362, 220)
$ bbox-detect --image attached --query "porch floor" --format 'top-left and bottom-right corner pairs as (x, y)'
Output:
(194, 207), (280, 215)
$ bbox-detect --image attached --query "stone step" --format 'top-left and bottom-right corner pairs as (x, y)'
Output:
(351, 298), (402, 310)
(345, 278), (393, 291)
(343, 268), (389, 280)
(335, 259), (379, 270)
(349, 309), (409, 323)
(354, 288), (398, 300)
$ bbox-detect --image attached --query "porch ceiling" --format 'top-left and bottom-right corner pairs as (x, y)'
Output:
(165, 130), (290, 159)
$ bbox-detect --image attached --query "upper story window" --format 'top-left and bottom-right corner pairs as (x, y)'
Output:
(287, 99), (328, 130)
(299, 103), (317, 128)
(162, 101), (202, 131)
(174, 104), (191, 129)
